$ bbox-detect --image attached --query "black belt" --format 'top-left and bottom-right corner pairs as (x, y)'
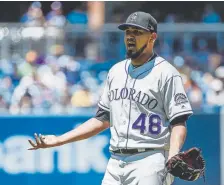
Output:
(112, 148), (155, 154)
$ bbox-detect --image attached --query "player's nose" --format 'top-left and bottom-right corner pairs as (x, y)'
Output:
(126, 33), (136, 39)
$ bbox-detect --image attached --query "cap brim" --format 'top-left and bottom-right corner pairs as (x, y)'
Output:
(118, 23), (150, 32)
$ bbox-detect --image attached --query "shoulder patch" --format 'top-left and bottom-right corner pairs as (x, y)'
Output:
(174, 93), (188, 105)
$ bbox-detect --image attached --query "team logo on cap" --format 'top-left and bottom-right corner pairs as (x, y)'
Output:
(130, 13), (138, 23)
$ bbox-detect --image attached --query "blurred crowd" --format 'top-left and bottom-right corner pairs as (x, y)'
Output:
(0, 45), (108, 115)
(169, 52), (224, 114)
(0, 2), (223, 115)
(19, 2), (223, 27)
(0, 40), (224, 115)
(163, 3), (222, 23)
(20, 1), (88, 27)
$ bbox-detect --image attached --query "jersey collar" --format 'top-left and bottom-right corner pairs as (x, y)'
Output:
(128, 53), (157, 79)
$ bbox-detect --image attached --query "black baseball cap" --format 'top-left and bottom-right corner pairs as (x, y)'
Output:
(118, 11), (157, 33)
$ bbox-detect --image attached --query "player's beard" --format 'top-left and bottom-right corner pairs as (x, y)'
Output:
(126, 38), (147, 59)
(126, 44), (147, 59)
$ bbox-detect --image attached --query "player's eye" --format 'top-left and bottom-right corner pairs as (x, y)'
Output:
(133, 30), (143, 36)
(126, 30), (131, 35)
(126, 30), (144, 36)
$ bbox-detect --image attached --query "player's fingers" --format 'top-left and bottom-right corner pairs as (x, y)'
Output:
(39, 134), (46, 145)
(34, 133), (41, 145)
(28, 140), (38, 150)
(28, 139), (37, 148)
(28, 147), (38, 150)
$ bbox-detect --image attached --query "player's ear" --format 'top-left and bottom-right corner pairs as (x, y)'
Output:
(150, 32), (157, 43)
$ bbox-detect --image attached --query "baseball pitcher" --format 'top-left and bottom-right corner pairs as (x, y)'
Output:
(28, 12), (205, 185)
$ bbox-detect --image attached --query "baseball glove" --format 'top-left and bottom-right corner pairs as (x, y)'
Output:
(165, 147), (205, 181)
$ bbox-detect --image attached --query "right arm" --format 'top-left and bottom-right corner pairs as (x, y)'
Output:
(28, 118), (110, 150)
(59, 118), (110, 144)
(29, 71), (112, 150)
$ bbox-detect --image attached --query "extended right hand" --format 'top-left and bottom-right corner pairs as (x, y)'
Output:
(28, 133), (60, 150)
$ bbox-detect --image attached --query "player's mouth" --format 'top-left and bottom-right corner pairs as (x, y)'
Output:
(127, 38), (136, 49)
(127, 42), (136, 49)
(128, 44), (136, 50)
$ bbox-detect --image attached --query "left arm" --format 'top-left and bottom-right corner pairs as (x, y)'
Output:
(168, 122), (187, 160)
(161, 73), (193, 160)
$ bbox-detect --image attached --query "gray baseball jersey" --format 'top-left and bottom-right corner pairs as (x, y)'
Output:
(98, 55), (193, 151)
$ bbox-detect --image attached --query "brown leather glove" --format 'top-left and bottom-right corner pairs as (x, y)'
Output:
(166, 147), (205, 181)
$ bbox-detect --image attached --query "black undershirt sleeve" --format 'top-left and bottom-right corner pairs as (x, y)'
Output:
(95, 107), (110, 122)
(170, 114), (191, 125)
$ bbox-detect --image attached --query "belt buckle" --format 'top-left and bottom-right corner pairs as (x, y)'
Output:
(138, 148), (146, 152)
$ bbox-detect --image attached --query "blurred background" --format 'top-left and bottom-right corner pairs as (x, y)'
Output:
(0, 1), (223, 185)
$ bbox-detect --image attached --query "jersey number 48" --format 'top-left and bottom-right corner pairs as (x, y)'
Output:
(132, 113), (162, 135)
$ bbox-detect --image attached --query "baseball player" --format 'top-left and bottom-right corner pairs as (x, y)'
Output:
(28, 12), (193, 185)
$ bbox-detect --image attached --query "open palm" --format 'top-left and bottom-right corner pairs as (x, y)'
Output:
(28, 133), (60, 150)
